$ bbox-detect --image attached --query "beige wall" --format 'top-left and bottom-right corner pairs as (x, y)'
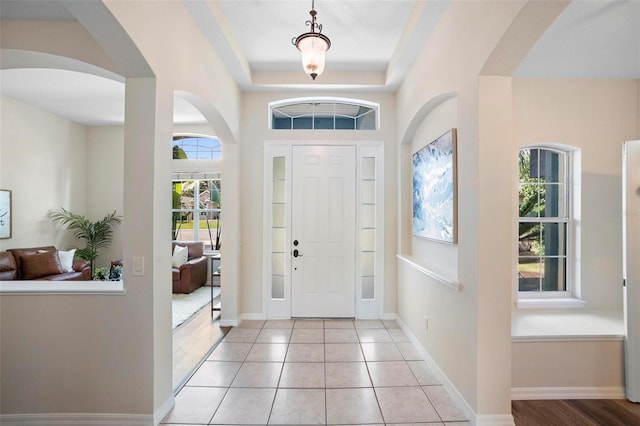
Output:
(87, 126), (125, 269)
(395, 1), (530, 418)
(512, 340), (625, 389)
(0, 96), (88, 251)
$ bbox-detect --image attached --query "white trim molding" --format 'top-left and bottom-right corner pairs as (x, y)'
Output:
(154, 394), (175, 425)
(396, 254), (461, 290)
(0, 280), (125, 295)
(476, 414), (517, 426)
(511, 386), (626, 400)
(394, 317), (516, 426)
(0, 413), (152, 425)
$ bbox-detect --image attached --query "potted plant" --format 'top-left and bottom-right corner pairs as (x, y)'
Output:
(49, 207), (123, 276)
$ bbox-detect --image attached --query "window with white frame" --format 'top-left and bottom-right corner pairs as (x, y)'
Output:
(270, 98), (378, 130)
(518, 147), (570, 295)
(172, 173), (221, 251)
(172, 135), (221, 160)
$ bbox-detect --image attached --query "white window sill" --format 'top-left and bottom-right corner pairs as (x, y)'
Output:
(512, 309), (624, 342)
(0, 280), (125, 295)
(516, 297), (586, 309)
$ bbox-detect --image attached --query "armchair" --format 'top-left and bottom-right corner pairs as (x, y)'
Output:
(172, 241), (207, 294)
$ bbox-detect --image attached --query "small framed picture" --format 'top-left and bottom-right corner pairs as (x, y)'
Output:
(0, 189), (12, 239)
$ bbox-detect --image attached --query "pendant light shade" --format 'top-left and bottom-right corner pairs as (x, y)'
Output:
(292, 0), (331, 80)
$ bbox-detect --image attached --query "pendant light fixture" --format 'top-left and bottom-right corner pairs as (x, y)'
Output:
(291, 0), (331, 80)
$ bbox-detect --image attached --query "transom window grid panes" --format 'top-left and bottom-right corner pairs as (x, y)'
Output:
(272, 100), (377, 130)
(518, 148), (569, 293)
(361, 157), (376, 299)
(172, 174), (221, 251)
(272, 157), (286, 299)
(173, 136), (222, 160)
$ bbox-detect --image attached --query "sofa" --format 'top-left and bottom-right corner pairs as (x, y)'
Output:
(172, 241), (207, 294)
(0, 246), (91, 281)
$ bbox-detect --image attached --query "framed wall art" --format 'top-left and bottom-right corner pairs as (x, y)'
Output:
(0, 189), (11, 239)
(412, 129), (458, 244)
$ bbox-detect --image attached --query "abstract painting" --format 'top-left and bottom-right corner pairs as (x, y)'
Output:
(412, 129), (457, 243)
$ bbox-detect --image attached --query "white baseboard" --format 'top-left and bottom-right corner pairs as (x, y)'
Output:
(241, 313), (266, 321)
(395, 317), (479, 423)
(0, 413), (153, 425)
(218, 319), (239, 327)
(154, 394), (175, 425)
(476, 414), (517, 425)
(395, 317), (515, 426)
(511, 386), (626, 400)
(381, 312), (397, 320)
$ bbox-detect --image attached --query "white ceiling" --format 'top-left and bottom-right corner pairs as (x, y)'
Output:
(0, 0), (638, 126)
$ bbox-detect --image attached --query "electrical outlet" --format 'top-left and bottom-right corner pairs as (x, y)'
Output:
(423, 315), (429, 330)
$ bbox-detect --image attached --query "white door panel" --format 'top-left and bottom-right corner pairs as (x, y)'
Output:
(292, 145), (356, 318)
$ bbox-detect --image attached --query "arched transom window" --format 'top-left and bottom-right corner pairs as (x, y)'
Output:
(270, 98), (378, 130)
(172, 135), (221, 160)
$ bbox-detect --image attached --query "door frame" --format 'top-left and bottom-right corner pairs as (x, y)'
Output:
(623, 140), (640, 402)
(262, 140), (385, 319)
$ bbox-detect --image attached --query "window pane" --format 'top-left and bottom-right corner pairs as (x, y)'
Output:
(541, 257), (567, 291)
(314, 116), (334, 129)
(518, 258), (541, 291)
(519, 183), (543, 218)
(540, 183), (565, 217)
(362, 204), (375, 228)
(362, 157), (376, 180)
(361, 228), (375, 251)
(172, 137), (221, 160)
(519, 149), (538, 181)
(272, 275), (285, 299)
(272, 253), (285, 275)
(538, 149), (565, 184)
(519, 223), (541, 255)
(362, 276), (375, 299)
(542, 222), (566, 256)
(362, 180), (375, 204)
(335, 117), (355, 129)
(356, 109), (376, 130)
(293, 116), (313, 129)
(273, 180), (285, 204)
(361, 252), (374, 276)
(273, 157), (285, 180)
(272, 204), (285, 228)
(272, 228), (285, 252)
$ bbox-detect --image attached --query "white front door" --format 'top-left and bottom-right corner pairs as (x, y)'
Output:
(291, 145), (356, 317)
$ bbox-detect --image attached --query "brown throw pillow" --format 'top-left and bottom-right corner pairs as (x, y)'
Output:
(21, 251), (63, 279)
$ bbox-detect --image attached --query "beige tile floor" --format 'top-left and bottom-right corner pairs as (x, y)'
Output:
(162, 319), (471, 426)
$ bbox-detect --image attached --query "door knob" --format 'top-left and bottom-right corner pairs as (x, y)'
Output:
(293, 249), (303, 257)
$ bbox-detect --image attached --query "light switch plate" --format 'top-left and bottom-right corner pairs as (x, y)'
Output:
(133, 257), (144, 276)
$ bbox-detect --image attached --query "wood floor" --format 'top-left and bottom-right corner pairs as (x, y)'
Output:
(172, 294), (227, 391)
(512, 399), (640, 425)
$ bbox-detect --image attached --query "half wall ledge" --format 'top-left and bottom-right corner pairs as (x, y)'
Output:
(0, 280), (125, 295)
(396, 254), (461, 291)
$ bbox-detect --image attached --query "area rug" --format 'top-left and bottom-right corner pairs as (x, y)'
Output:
(172, 285), (220, 329)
